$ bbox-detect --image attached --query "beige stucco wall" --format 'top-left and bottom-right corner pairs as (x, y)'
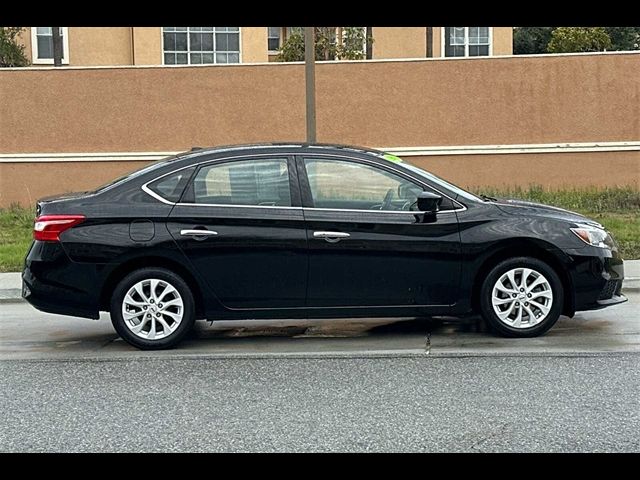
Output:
(241, 27), (269, 63)
(67, 28), (132, 66)
(431, 28), (442, 58)
(0, 161), (153, 206)
(1, 52), (638, 206)
(16, 28), (32, 62)
(410, 151), (639, 190)
(2, 53), (638, 153)
(372, 27), (426, 59)
(493, 27), (513, 55)
(132, 27), (162, 65)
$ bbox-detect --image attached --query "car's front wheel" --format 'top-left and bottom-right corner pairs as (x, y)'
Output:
(110, 267), (196, 350)
(480, 257), (564, 337)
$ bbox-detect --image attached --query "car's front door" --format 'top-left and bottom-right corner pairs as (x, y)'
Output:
(167, 155), (307, 310)
(298, 155), (461, 308)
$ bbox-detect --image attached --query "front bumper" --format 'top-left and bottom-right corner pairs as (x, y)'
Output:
(592, 293), (628, 309)
(563, 245), (627, 313)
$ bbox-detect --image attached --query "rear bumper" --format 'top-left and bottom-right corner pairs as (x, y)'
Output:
(22, 241), (100, 319)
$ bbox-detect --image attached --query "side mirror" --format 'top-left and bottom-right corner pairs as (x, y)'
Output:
(417, 191), (442, 213)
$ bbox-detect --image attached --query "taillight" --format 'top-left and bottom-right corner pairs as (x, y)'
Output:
(33, 215), (86, 242)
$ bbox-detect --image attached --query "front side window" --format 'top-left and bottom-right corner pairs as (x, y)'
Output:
(190, 158), (291, 206)
(399, 162), (481, 204)
(31, 27), (68, 64)
(304, 158), (424, 211)
(163, 27), (240, 65)
(444, 27), (490, 57)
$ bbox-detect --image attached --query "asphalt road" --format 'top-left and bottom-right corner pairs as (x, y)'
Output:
(1, 293), (639, 452)
(2, 355), (638, 452)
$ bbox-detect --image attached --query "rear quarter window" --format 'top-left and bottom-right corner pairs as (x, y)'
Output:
(146, 167), (195, 203)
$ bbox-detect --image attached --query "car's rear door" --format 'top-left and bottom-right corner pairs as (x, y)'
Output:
(297, 154), (461, 308)
(166, 154), (308, 310)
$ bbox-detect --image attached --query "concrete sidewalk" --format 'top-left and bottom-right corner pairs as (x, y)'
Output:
(1, 261), (639, 304)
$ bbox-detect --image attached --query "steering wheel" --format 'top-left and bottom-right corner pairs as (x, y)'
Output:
(381, 188), (394, 210)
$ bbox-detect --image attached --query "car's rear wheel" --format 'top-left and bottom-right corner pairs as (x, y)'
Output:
(110, 267), (195, 350)
(480, 257), (564, 337)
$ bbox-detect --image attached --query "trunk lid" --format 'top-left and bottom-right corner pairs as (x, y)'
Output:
(36, 191), (96, 216)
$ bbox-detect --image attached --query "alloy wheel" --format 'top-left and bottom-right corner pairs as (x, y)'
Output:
(491, 267), (554, 329)
(121, 278), (184, 340)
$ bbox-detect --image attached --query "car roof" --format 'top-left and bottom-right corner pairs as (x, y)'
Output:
(173, 142), (388, 161)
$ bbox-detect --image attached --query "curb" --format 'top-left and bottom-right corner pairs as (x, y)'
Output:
(624, 278), (640, 292)
(4, 350), (638, 363)
(0, 289), (23, 304)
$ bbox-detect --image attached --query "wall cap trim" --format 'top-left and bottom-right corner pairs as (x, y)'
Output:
(1, 50), (638, 72)
(0, 141), (638, 163)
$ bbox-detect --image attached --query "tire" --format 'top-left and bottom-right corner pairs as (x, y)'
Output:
(479, 257), (564, 338)
(110, 267), (196, 350)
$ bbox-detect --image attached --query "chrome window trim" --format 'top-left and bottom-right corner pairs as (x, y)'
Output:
(140, 151), (468, 213)
(303, 207), (461, 215)
(141, 183), (177, 205)
(177, 202), (303, 210)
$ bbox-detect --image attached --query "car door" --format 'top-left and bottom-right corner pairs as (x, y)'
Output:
(297, 155), (461, 308)
(166, 155), (308, 310)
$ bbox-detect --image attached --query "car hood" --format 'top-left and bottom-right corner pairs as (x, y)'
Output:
(492, 198), (602, 227)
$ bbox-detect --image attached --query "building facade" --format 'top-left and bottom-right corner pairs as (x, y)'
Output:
(19, 27), (513, 67)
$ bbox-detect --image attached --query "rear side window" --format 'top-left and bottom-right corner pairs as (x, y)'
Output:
(147, 167), (195, 203)
(189, 158), (291, 206)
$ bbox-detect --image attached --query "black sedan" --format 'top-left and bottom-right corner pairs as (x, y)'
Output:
(22, 143), (627, 349)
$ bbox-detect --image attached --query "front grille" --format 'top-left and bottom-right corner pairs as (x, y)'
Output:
(598, 279), (622, 300)
(615, 280), (622, 296)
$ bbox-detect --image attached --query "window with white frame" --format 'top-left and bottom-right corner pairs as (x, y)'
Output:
(285, 27), (303, 37)
(271, 27), (367, 59)
(338, 27), (367, 58)
(162, 27), (240, 65)
(31, 27), (69, 64)
(444, 27), (491, 57)
(267, 27), (281, 51)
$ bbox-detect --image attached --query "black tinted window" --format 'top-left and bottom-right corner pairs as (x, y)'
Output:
(147, 167), (195, 203)
(191, 158), (291, 206)
(305, 158), (423, 211)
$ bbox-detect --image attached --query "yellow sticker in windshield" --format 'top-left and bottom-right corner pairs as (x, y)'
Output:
(383, 153), (403, 163)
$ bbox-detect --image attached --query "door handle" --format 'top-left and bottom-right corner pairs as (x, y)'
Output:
(180, 229), (218, 237)
(313, 231), (350, 243)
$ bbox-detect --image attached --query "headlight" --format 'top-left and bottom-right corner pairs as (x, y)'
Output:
(570, 223), (614, 249)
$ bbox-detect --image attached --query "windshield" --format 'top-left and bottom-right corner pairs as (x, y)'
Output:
(92, 156), (178, 193)
(397, 161), (483, 202)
